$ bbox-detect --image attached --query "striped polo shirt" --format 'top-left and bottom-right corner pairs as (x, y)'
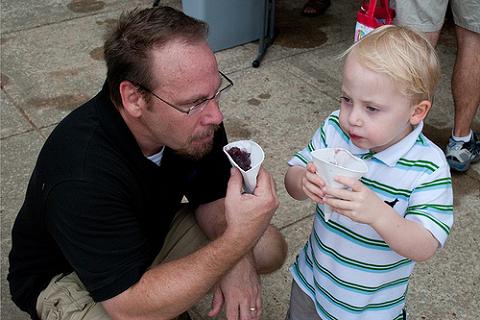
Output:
(288, 110), (453, 320)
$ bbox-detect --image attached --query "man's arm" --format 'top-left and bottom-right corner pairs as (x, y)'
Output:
(101, 168), (279, 320)
(195, 170), (287, 320)
(195, 196), (286, 274)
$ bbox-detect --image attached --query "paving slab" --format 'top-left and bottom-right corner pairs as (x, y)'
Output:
(1, 0), (479, 319)
(0, 91), (32, 139)
(1, 11), (117, 129)
(1, 0), (152, 34)
(256, 0), (360, 65)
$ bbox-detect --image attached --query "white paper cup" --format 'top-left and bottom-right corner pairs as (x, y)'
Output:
(223, 140), (265, 193)
(311, 148), (368, 221)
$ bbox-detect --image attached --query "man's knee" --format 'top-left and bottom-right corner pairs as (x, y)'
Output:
(254, 225), (288, 274)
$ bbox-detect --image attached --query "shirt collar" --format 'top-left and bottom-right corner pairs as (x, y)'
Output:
(147, 147), (165, 166)
(370, 122), (424, 167)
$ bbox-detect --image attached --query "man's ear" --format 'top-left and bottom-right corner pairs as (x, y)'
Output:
(410, 100), (432, 125)
(119, 80), (144, 118)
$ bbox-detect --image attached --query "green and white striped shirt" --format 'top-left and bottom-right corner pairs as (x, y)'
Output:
(288, 111), (453, 320)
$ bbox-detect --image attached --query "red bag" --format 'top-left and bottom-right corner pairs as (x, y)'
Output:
(354, 0), (395, 42)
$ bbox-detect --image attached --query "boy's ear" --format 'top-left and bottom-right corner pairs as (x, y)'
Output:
(410, 100), (432, 125)
(119, 80), (145, 118)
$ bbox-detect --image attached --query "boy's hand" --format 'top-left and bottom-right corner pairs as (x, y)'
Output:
(323, 176), (388, 225)
(302, 163), (327, 204)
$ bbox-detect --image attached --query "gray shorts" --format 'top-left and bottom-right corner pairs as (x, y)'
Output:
(36, 206), (207, 320)
(285, 280), (321, 320)
(394, 0), (480, 33)
(285, 280), (407, 320)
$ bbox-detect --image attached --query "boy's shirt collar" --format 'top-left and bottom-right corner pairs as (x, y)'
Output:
(350, 122), (424, 167)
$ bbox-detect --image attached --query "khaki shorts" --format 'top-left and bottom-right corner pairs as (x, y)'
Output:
(36, 206), (207, 320)
(394, 0), (480, 33)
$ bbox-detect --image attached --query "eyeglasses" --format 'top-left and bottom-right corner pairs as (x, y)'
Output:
(131, 71), (233, 116)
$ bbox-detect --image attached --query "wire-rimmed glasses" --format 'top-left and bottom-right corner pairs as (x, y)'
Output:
(131, 71), (233, 116)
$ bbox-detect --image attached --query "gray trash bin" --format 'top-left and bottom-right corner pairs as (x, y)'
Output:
(182, 0), (265, 52)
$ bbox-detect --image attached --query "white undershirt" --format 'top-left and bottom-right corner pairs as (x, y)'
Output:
(146, 147), (165, 166)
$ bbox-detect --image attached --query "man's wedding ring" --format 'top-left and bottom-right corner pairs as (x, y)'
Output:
(249, 307), (256, 312)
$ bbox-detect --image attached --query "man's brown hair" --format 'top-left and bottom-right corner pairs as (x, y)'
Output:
(104, 6), (208, 108)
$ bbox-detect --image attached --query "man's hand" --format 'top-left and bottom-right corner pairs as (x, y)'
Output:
(323, 176), (388, 225)
(208, 257), (261, 320)
(223, 167), (278, 246)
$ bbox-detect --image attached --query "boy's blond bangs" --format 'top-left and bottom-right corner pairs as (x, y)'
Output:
(341, 25), (441, 104)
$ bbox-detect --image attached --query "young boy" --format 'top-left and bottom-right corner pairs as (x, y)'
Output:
(284, 25), (453, 320)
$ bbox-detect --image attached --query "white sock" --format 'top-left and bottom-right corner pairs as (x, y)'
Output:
(452, 130), (472, 143)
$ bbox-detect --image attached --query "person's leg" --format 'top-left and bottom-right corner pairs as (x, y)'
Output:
(35, 207), (205, 320)
(423, 31), (441, 47)
(36, 273), (111, 320)
(394, 0), (448, 37)
(151, 205), (208, 265)
(451, 28), (480, 137)
(444, 0), (480, 171)
(285, 280), (321, 320)
(252, 225), (288, 274)
(302, 0), (331, 17)
(393, 0), (445, 46)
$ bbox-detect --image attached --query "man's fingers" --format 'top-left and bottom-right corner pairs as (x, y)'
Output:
(208, 286), (224, 317)
(255, 294), (262, 319)
(254, 167), (276, 198)
(226, 167), (243, 196)
(225, 304), (239, 320)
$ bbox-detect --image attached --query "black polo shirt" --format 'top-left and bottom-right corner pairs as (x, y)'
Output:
(8, 85), (231, 318)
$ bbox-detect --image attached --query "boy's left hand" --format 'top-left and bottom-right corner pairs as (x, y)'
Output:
(323, 176), (388, 225)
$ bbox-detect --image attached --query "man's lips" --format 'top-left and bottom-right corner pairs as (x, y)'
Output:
(192, 127), (216, 143)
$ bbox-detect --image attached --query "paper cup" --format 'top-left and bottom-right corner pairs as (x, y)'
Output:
(311, 148), (368, 221)
(223, 140), (265, 193)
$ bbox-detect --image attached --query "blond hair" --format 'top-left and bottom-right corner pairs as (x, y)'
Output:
(342, 25), (440, 104)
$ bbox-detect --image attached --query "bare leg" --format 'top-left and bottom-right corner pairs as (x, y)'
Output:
(424, 30), (441, 47)
(451, 26), (480, 137)
(253, 225), (288, 274)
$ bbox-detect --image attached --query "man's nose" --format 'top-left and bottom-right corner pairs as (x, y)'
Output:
(201, 99), (224, 125)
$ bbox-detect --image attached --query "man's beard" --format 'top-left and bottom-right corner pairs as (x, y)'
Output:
(176, 124), (220, 161)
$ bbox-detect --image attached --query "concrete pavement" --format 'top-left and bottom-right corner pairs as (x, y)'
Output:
(1, 0), (479, 319)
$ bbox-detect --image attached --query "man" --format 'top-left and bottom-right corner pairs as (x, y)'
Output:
(8, 6), (287, 320)
(395, 0), (480, 172)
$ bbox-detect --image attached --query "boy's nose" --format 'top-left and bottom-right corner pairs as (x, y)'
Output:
(348, 108), (363, 126)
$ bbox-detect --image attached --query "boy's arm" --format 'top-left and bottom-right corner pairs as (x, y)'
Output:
(370, 205), (438, 261)
(284, 166), (308, 200)
(324, 177), (439, 262)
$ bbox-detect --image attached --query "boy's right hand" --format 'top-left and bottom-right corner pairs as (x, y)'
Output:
(302, 163), (327, 204)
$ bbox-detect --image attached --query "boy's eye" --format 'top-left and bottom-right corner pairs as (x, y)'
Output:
(339, 96), (352, 105)
(366, 105), (378, 112)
